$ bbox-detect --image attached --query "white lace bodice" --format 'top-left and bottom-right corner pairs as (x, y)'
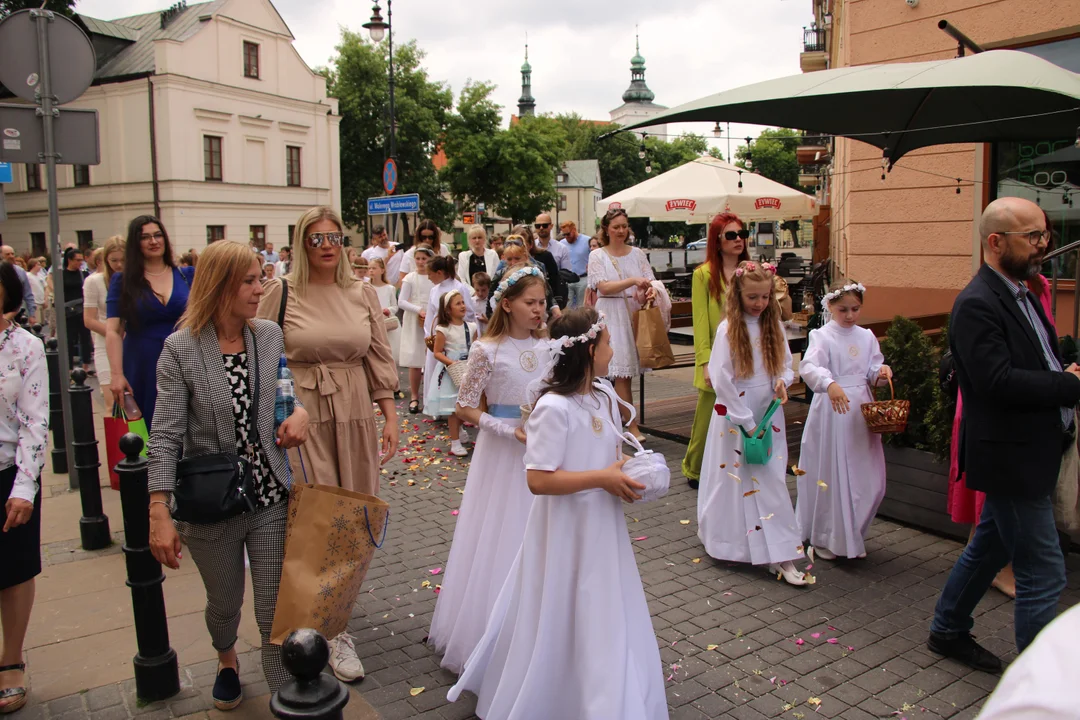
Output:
(458, 336), (551, 408)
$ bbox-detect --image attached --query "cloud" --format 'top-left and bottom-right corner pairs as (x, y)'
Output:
(74, 0), (810, 147)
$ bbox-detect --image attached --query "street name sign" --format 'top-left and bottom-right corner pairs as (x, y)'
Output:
(367, 193), (420, 215)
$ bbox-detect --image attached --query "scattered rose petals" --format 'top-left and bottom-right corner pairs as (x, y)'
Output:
(706, 644), (719, 651)
(817, 479), (828, 490)
(760, 513), (774, 521)
(434, 584), (441, 593)
(827, 638), (839, 644)
(421, 580), (431, 588)
(794, 638), (805, 646)
(692, 558), (701, 563)
(410, 687), (425, 696)
(792, 465), (807, 476)
(633, 536), (648, 541)
(429, 568), (442, 575)
(743, 489), (759, 497)
(807, 697), (821, 707)
(811, 632), (821, 639)
(680, 519), (690, 525)
(451, 510), (459, 516)
(714, 403), (728, 416)
(720, 463), (727, 469)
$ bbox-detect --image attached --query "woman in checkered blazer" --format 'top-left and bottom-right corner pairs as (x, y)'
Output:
(147, 241), (310, 710)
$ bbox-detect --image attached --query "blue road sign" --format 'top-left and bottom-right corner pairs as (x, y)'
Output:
(0, 163), (11, 184)
(367, 193), (420, 215)
(382, 158), (398, 195)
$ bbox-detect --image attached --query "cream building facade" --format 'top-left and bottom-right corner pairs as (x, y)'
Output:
(0, 0), (340, 256)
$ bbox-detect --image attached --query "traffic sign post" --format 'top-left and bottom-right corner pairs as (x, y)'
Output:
(382, 158), (398, 195)
(367, 193), (420, 216)
(0, 9), (100, 498)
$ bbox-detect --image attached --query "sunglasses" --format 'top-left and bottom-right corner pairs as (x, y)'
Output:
(306, 231), (344, 248)
(534, 222), (551, 229)
(419, 232), (436, 240)
(724, 230), (751, 241)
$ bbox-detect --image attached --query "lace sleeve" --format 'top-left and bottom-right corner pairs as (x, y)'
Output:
(458, 342), (493, 408)
(587, 249), (605, 290)
(638, 248), (656, 282)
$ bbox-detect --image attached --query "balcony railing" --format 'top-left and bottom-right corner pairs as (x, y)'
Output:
(804, 27), (827, 53)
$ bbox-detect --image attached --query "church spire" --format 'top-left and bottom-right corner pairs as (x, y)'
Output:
(518, 36), (536, 117)
(622, 28), (656, 104)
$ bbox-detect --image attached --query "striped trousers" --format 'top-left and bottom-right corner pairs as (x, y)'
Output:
(180, 500), (289, 692)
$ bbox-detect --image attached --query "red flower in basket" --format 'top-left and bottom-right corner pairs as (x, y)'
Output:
(714, 403), (728, 416)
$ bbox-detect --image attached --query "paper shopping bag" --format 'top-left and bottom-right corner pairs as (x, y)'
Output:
(1054, 426), (1080, 532)
(103, 402), (129, 490)
(633, 301), (675, 370)
(126, 417), (150, 459)
(270, 483), (390, 645)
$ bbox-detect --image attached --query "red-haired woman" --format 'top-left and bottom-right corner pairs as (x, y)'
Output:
(682, 214), (750, 488)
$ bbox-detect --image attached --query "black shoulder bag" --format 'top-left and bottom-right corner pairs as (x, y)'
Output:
(172, 347), (260, 524)
(277, 278), (288, 327)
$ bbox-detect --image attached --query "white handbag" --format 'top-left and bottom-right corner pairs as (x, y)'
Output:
(617, 430), (670, 504)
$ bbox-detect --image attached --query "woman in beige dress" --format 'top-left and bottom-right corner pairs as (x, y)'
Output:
(257, 206), (399, 683)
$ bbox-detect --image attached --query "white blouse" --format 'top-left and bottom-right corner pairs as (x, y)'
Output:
(0, 326), (49, 502)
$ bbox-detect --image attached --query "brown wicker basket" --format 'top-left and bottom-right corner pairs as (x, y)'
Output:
(860, 378), (910, 434)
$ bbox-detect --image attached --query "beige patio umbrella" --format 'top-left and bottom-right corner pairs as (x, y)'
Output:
(596, 156), (817, 223)
(615, 50), (1080, 167)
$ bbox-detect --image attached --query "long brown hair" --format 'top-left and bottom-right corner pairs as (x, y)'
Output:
(483, 272), (547, 341)
(705, 212), (750, 303)
(725, 261), (786, 380)
(539, 307), (602, 399)
(435, 289), (464, 328)
(178, 241), (261, 336)
(596, 208), (628, 247)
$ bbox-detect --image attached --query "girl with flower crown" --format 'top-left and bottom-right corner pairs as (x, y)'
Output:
(448, 307), (666, 720)
(795, 280), (891, 560)
(428, 266), (552, 674)
(697, 260), (808, 586)
(423, 289), (477, 456)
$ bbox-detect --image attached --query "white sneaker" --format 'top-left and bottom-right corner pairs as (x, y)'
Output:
(458, 427), (470, 443)
(328, 632), (364, 682)
(813, 546), (837, 560)
(769, 562), (808, 587)
(450, 440), (468, 457)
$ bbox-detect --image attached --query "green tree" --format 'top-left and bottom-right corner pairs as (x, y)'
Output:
(492, 115), (566, 224)
(325, 31), (454, 230)
(441, 81), (504, 214)
(0, 0), (75, 17)
(735, 128), (805, 191)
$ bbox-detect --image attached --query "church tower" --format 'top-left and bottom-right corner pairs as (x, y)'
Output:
(621, 33), (656, 104)
(610, 31), (667, 140)
(518, 41), (536, 117)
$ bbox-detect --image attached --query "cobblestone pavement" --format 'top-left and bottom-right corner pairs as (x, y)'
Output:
(347, 407), (1080, 720)
(26, 397), (1080, 719)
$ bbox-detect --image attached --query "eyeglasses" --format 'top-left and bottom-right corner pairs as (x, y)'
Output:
(534, 222), (551, 229)
(997, 229), (1051, 246)
(140, 232), (165, 242)
(306, 231), (345, 248)
(724, 230), (751, 241)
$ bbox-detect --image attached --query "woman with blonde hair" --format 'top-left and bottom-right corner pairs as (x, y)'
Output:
(84, 237), (125, 407)
(148, 240), (309, 707)
(256, 207), (398, 682)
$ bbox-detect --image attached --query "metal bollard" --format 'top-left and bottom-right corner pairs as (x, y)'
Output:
(31, 324), (43, 339)
(117, 433), (180, 703)
(271, 629), (350, 720)
(44, 338), (68, 476)
(70, 368), (111, 550)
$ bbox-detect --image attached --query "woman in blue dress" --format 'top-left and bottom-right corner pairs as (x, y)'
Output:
(106, 215), (194, 430)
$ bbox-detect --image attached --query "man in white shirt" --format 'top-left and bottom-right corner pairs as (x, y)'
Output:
(261, 242), (279, 266)
(394, 224), (451, 287)
(534, 212), (570, 271)
(362, 225), (398, 265)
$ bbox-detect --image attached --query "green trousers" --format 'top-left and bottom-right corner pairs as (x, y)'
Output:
(681, 388), (716, 481)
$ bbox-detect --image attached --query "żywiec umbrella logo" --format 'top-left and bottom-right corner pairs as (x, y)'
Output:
(665, 199), (697, 212)
(609, 201), (623, 209)
(754, 197), (782, 210)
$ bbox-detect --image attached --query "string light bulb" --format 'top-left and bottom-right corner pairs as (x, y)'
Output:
(737, 170), (744, 191)
(712, 122), (722, 137)
(639, 144), (646, 159)
(645, 162), (652, 174)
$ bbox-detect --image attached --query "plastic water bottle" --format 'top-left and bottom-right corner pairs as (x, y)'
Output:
(275, 353), (295, 427)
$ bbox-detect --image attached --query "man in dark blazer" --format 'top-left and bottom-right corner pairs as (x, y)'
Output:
(929, 196), (1080, 672)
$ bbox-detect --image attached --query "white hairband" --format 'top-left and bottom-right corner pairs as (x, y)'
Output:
(492, 266), (543, 304)
(821, 282), (866, 311)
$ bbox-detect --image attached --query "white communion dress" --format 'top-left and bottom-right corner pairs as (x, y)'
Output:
(697, 314), (803, 566)
(397, 271), (433, 369)
(448, 379), (667, 720)
(423, 279), (478, 391)
(428, 335), (550, 674)
(372, 282), (400, 365)
(795, 321), (887, 558)
(587, 246), (656, 378)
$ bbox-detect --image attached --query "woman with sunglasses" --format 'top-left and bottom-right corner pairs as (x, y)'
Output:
(257, 207), (399, 683)
(587, 208), (656, 440)
(391, 220), (451, 287)
(681, 214), (750, 488)
(106, 215), (194, 430)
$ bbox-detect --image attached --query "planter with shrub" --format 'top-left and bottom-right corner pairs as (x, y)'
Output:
(872, 317), (965, 539)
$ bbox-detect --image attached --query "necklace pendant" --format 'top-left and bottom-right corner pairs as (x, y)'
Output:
(519, 349), (538, 372)
(591, 416), (604, 436)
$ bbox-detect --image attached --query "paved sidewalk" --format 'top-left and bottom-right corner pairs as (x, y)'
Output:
(17, 379), (1080, 720)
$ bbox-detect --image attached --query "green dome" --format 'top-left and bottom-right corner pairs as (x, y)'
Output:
(521, 59), (532, 73)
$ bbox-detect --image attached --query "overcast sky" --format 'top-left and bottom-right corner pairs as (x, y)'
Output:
(74, 0), (810, 156)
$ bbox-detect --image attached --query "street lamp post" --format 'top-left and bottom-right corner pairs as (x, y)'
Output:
(364, 2), (403, 242)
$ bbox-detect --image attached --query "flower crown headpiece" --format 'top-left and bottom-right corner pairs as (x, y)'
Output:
(733, 261), (777, 278)
(821, 282), (866, 311)
(492, 266), (543, 304)
(558, 313), (606, 348)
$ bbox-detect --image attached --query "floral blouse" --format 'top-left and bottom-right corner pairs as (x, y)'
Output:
(0, 326), (49, 502)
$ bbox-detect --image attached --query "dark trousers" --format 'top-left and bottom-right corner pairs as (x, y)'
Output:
(66, 315), (92, 366)
(931, 492), (1066, 652)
